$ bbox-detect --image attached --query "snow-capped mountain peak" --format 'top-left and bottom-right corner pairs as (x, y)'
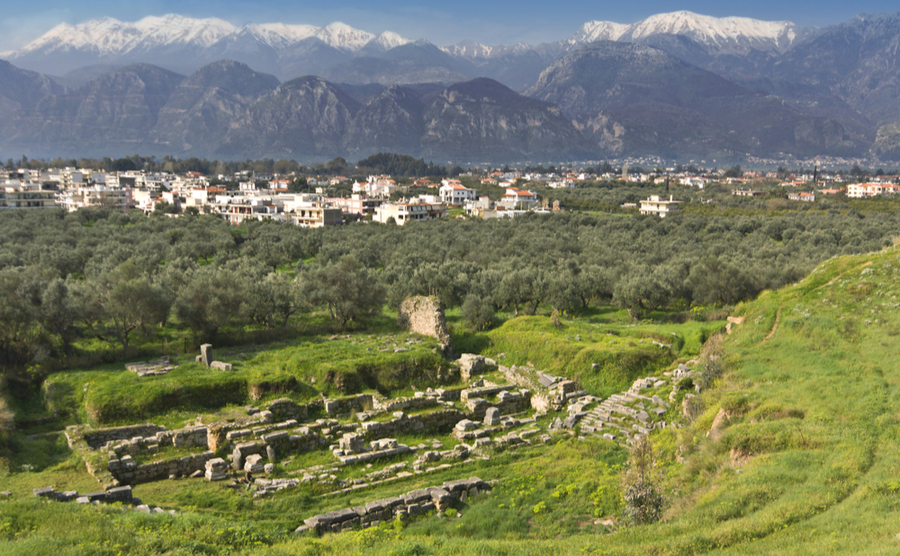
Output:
(15, 15), (236, 56)
(568, 10), (810, 53)
(243, 23), (319, 49)
(442, 40), (494, 59)
(8, 15), (403, 59)
(314, 22), (375, 51)
(370, 31), (411, 51)
(627, 11), (799, 50)
(131, 14), (234, 49)
(569, 21), (630, 44)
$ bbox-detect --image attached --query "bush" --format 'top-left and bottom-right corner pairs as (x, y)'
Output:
(461, 294), (496, 331)
(621, 436), (664, 525)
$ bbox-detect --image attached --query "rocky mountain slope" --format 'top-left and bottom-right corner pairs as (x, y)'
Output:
(216, 76), (361, 158)
(152, 60), (280, 152)
(420, 78), (586, 160)
(0, 59), (64, 116)
(525, 42), (867, 157)
(7, 64), (184, 153)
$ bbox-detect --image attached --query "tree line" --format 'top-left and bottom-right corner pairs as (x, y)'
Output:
(0, 204), (898, 377)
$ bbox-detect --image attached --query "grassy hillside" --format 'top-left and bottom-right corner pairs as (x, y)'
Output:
(277, 243), (900, 555)
(285, 244), (900, 555)
(452, 309), (724, 397)
(28, 331), (444, 429)
(3, 247), (900, 554)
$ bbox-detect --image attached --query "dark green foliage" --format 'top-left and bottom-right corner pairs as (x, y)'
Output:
(614, 264), (679, 320)
(356, 152), (448, 177)
(461, 293), (496, 330)
(77, 259), (172, 353)
(173, 264), (246, 339)
(297, 256), (385, 328)
(0, 202), (898, 379)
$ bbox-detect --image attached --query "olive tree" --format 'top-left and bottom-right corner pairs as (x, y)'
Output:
(298, 256), (385, 328)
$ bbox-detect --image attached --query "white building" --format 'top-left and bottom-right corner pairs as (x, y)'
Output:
(374, 201), (446, 225)
(0, 181), (58, 210)
(57, 186), (134, 212)
(353, 175), (397, 198)
(439, 180), (476, 205)
(679, 176), (709, 189)
(282, 194), (343, 227)
(500, 187), (538, 210)
(213, 194), (281, 225)
(639, 195), (681, 217)
(847, 183), (900, 198)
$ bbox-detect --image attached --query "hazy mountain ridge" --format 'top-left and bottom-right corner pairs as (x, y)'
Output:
(525, 42), (867, 158)
(0, 58), (584, 161)
(2, 10), (900, 160)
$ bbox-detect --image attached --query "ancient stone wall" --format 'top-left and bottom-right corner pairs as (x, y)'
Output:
(397, 296), (451, 349)
(460, 385), (515, 403)
(296, 477), (491, 535)
(464, 390), (532, 420)
(325, 394), (373, 416)
(497, 391), (532, 414)
(500, 366), (550, 412)
(108, 451), (215, 484)
(155, 426), (208, 449)
(265, 398), (309, 421)
(80, 424), (167, 450)
(433, 387), (466, 402)
(361, 409), (466, 439)
(288, 429), (330, 454)
(375, 396), (438, 413)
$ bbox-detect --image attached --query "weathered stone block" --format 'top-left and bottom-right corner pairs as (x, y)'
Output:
(483, 407), (500, 426)
(33, 486), (55, 497)
(106, 486), (132, 503)
(199, 344), (212, 367)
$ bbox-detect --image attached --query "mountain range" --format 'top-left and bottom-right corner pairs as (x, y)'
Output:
(1, 11), (899, 162)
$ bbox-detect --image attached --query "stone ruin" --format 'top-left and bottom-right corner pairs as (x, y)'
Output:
(295, 477), (492, 535)
(34, 484), (134, 505)
(195, 344), (233, 371)
(456, 353), (497, 382)
(66, 346), (695, 526)
(397, 296), (452, 355)
(126, 356), (176, 377)
(33, 484), (176, 516)
(124, 346), (236, 378)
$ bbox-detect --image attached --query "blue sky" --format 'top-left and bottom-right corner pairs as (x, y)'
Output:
(2, 0), (898, 52)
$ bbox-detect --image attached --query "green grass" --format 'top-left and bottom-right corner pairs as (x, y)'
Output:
(5, 248), (900, 555)
(37, 331), (444, 427)
(452, 308), (725, 397)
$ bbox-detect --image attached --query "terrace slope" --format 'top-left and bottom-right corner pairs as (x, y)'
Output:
(595, 245), (900, 555)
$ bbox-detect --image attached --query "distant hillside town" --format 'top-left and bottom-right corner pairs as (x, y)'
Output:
(3, 157), (898, 223)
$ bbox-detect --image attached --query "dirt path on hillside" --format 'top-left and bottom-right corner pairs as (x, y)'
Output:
(762, 310), (781, 343)
(825, 260), (873, 287)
